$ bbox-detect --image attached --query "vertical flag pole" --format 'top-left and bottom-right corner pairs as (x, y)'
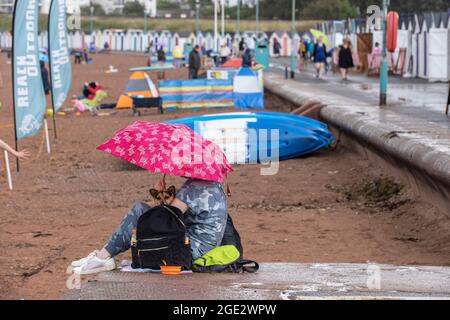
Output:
(221, 0), (225, 38)
(44, 119), (51, 154)
(380, 0), (389, 106)
(214, 0), (218, 52)
(256, 0), (259, 37)
(237, 0), (240, 35)
(4, 151), (13, 190)
(48, 0), (58, 139)
(290, 0), (297, 79)
(11, 0), (19, 173)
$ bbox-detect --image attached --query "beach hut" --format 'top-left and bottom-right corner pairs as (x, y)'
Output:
(39, 31), (48, 50)
(269, 32), (281, 57)
(205, 32), (214, 51)
(123, 31), (131, 51)
(94, 30), (103, 50)
(111, 31), (118, 51)
(102, 30), (112, 50)
(1, 32), (8, 49)
(72, 31), (82, 50)
(224, 33), (232, 47)
(395, 18), (413, 76)
(428, 14), (450, 81)
(117, 71), (160, 109)
(161, 31), (172, 52)
(416, 14), (432, 79)
(143, 32), (152, 54)
(403, 17), (416, 75)
(233, 32), (242, 43)
(196, 31), (205, 47)
(280, 32), (291, 56)
(293, 33), (301, 55)
(188, 32), (196, 46)
(244, 32), (256, 51)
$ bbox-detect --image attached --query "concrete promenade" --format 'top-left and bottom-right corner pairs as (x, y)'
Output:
(65, 263), (450, 300)
(266, 60), (450, 213)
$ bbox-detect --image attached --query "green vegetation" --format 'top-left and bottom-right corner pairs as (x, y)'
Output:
(0, 14), (318, 33)
(0, 0), (447, 33)
(303, 0), (358, 20)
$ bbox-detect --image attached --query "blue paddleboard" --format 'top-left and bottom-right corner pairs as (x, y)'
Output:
(164, 112), (334, 164)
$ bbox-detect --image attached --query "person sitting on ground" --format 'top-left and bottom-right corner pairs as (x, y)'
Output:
(70, 177), (238, 275)
(83, 82), (104, 100)
(0, 139), (29, 160)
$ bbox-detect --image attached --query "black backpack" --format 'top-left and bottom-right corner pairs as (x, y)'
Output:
(131, 204), (191, 270)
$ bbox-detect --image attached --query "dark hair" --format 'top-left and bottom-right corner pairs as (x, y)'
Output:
(375, 42), (380, 47)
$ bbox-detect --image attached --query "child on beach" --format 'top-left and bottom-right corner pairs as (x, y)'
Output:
(0, 139), (29, 160)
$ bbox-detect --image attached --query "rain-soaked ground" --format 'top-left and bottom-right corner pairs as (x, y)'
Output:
(269, 57), (448, 117)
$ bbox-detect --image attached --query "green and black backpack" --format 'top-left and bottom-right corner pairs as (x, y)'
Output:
(192, 245), (259, 273)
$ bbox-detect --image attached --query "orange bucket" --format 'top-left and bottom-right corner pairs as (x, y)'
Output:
(160, 266), (182, 275)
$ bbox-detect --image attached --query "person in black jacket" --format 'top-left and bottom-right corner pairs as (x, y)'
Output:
(157, 46), (166, 63)
(188, 45), (201, 79)
(40, 61), (50, 95)
(238, 38), (246, 57)
(242, 48), (253, 68)
(338, 39), (354, 80)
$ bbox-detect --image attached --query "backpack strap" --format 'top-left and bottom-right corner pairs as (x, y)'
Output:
(235, 259), (259, 273)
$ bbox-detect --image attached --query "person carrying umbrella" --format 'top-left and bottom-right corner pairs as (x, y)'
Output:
(70, 122), (237, 275)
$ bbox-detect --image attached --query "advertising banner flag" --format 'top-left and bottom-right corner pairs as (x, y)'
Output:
(12, 0), (46, 140)
(48, 0), (72, 112)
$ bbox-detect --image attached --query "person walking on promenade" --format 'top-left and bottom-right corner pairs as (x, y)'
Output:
(338, 39), (354, 81)
(313, 36), (327, 80)
(273, 38), (282, 58)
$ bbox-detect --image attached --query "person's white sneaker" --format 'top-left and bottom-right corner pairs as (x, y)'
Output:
(73, 256), (116, 275)
(71, 250), (99, 268)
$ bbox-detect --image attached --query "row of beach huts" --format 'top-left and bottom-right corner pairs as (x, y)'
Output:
(1, 11), (449, 81)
